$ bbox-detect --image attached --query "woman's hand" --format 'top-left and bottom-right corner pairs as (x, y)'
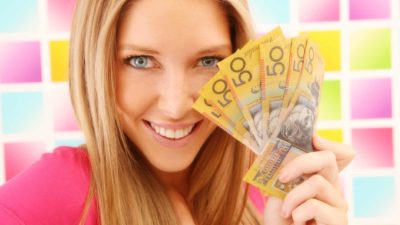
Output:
(312, 135), (355, 172)
(263, 135), (355, 225)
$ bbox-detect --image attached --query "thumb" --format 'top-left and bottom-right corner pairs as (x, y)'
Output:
(264, 196), (292, 225)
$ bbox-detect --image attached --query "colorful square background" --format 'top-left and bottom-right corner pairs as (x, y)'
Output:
(0, 1), (398, 224)
(349, 0), (391, 20)
(0, 0), (39, 32)
(353, 176), (395, 218)
(350, 78), (392, 119)
(350, 29), (391, 70)
(47, 0), (76, 32)
(299, 0), (340, 22)
(0, 42), (42, 83)
(1, 92), (46, 134)
(351, 128), (393, 168)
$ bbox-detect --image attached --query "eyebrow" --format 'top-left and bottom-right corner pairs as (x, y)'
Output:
(118, 44), (160, 55)
(195, 44), (232, 55)
(117, 44), (232, 55)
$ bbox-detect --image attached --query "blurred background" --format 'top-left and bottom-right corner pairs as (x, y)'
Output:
(0, 0), (398, 224)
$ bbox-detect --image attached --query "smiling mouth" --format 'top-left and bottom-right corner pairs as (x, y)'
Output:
(144, 120), (201, 140)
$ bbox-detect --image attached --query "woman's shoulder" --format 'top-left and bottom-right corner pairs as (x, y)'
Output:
(0, 146), (98, 225)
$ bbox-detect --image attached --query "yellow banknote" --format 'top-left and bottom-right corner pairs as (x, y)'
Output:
(218, 27), (284, 150)
(278, 41), (324, 152)
(199, 71), (262, 153)
(260, 38), (292, 140)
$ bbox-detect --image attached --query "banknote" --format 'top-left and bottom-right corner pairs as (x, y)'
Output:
(261, 140), (306, 199)
(269, 37), (307, 138)
(193, 96), (259, 151)
(260, 38), (292, 140)
(243, 138), (306, 198)
(276, 40), (324, 152)
(198, 71), (262, 153)
(219, 27), (284, 147)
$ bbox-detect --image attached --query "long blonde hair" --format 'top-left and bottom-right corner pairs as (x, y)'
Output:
(69, 0), (262, 224)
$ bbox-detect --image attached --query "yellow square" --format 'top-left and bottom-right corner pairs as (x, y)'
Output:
(301, 30), (341, 71)
(50, 40), (69, 82)
(317, 129), (343, 143)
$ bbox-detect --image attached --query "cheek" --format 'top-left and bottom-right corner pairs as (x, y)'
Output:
(116, 72), (157, 118)
(190, 70), (216, 92)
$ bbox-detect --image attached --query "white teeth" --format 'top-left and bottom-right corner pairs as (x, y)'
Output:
(160, 127), (166, 136)
(175, 129), (184, 137)
(150, 123), (195, 139)
(166, 129), (174, 138)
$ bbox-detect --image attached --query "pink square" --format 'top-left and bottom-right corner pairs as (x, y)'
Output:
(299, 0), (340, 22)
(351, 128), (393, 168)
(4, 142), (46, 180)
(350, 78), (392, 119)
(47, 0), (75, 32)
(350, 0), (391, 20)
(51, 90), (80, 131)
(0, 42), (42, 83)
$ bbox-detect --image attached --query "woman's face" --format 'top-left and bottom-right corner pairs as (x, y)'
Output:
(116, 0), (232, 172)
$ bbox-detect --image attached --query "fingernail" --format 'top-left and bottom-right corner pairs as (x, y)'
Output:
(316, 135), (327, 144)
(281, 204), (289, 218)
(279, 170), (289, 182)
(281, 205), (286, 218)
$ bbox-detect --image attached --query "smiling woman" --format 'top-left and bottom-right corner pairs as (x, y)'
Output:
(68, 0), (261, 225)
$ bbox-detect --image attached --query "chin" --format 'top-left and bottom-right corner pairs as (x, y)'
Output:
(145, 148), (199, 173)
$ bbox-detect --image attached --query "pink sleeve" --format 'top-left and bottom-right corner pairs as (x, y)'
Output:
(0, 203), (25, 225)
(0, 146), (98, 225)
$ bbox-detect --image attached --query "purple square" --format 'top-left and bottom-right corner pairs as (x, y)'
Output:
(350, 0), (391, 20)
(351, 128), (393, 168)
(0, 42), (42, 83)
(350, 78), (392, 119)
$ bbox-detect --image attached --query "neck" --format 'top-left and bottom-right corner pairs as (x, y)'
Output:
(150, 165), (191, 199)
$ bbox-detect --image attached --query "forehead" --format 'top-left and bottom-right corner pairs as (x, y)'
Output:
(117, 0), (232, 54)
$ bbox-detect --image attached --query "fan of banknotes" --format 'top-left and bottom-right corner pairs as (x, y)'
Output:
(193, 27), (325, 199)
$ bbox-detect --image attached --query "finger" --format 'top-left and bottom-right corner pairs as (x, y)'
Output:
(291, 199), (347, 225)
(279, 150), (339, 187)
(263, 197), (292, 225)
(312, 135), (356, 171)
(282, 174), (347, 218)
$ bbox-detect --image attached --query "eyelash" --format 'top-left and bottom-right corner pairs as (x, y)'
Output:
(199, 55), (224, 68)
(123, 55), (156, 70)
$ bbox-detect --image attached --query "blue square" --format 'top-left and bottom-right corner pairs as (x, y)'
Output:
(248, 0), (290, 31)
(54, 139), (85, 148)
(0, 0), (39, 32)
(353, 176), (395, 218)
(1, 92), (45, 134)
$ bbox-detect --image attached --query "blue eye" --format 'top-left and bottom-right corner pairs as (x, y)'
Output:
(199, 56), (221, 68)
(127, 55), (153, 69)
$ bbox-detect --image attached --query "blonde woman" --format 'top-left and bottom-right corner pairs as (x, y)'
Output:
(0, 0), (354, 224)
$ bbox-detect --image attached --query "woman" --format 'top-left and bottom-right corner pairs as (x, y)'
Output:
(0, 0), (354, 224)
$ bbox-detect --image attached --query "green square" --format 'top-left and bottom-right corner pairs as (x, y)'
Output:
(318, 80), (342, 121)
(350, 28), (391, 70)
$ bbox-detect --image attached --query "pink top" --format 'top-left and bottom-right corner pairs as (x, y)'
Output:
(0, 146), (266, 225)
(0, 146), (99, 225)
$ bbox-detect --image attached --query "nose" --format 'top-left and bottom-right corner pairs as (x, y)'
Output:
(157, 69), (194, 119)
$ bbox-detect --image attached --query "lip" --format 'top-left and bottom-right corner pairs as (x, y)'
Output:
(143, 120), (202, 148)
